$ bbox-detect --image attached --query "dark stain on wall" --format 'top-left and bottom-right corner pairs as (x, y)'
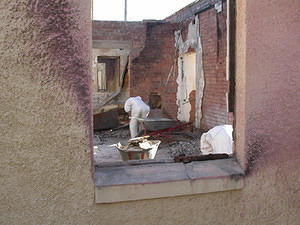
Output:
(245, 130), (268, 176)
(26, 0), (91, 126)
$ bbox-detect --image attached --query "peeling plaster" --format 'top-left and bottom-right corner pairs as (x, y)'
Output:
(176, 53), (196, 122)
(175, 16), (205, 127)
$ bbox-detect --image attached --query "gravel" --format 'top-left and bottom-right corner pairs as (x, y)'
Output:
(93, 128), (204, 162)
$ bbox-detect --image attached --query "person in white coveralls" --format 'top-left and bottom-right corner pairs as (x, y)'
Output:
(124, 96), (150, 138)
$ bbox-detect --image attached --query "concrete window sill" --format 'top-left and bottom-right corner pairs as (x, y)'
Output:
(94, 158), (244, 203)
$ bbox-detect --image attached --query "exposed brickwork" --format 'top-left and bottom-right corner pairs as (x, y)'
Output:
(130, 22), (179, 119)
(199, 4), (228, 129)
(92, 21), (147, 58)
(165, 0), (222, 23)
(164, 0), (229, 129)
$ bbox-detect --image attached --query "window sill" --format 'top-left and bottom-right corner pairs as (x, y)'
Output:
(94, 158), (244, 203)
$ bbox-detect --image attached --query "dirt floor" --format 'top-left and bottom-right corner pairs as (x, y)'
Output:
(93, 126), (204, 165)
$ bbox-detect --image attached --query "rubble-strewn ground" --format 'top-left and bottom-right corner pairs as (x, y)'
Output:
(93, 126), (203, 165)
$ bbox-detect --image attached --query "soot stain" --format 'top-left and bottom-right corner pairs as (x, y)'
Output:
(245, 130), (268, 176)
(26, 0), (91, 127)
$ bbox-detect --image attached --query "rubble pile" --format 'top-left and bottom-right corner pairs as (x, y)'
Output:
(166, 139), (201, 157)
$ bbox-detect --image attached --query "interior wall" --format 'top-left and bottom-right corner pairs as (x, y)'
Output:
(130, 22), (179, 119)
(92, 48), (130, 109)
(174, 16), (204, 126)
(167, 1), (229, 130)
(199, 3), (229, 130)
(92, 21), (147, 110)
(1, 0), (300, 224)
(176, 52), (196, 122)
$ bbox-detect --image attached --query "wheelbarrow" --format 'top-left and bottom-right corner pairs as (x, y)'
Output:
(115, 139), (161, 161)
(136, 118), (192, 142)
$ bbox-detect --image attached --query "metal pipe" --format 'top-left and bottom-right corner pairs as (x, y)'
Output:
(124, 0), (127, 21)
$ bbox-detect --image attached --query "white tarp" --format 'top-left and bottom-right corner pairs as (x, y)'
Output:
(124, 96), (150, 138)
(200, 125), (233, 155)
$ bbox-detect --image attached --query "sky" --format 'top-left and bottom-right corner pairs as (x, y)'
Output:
(93, 0), (196, 21)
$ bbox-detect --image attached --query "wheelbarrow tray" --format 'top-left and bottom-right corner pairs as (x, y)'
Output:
(136, 118), (176, 131)
(115, 140), (161, 161)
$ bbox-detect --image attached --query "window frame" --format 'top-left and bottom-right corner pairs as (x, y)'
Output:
(93, 0), (244, 203)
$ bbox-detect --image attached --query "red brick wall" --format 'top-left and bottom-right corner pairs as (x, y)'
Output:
(199, 4), (228, 129)
(130, 22), (179, 119)
(165, 0), (221, 23)
(166, 0), (228, 129)
(92, 21), (147, 58)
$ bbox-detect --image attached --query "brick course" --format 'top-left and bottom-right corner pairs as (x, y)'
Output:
(199, 4), (228, 129)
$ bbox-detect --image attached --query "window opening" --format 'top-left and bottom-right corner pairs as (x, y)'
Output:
(97, 63), (106, 91)
(92, 0), (235, 166)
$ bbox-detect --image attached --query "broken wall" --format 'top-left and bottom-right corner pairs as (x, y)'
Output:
(92, 1), (228, 129)
(130, 22), (179, 119)
(168, 0), (229, 129)
(199, 3), (228, 129)
(92, 21), (147, 110)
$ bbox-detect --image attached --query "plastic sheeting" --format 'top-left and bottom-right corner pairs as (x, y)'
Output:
(200, 125), (233, 155)
(124, 96), (150, 138)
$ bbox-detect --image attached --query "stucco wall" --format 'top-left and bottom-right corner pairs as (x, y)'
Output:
(1, 0), (300, 224)
(0, 0), (95, 224)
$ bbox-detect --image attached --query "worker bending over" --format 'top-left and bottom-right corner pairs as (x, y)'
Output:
(124, 96), (150, 138)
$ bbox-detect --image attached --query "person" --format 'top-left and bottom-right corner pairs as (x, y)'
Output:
(124, 96), (150, 138)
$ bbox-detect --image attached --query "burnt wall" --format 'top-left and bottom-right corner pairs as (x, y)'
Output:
(165, 0), (223, 23)
(168, 1), (228, 128)
(130, 22), (179, 119)
(199, 3), (228, 129)
(92, 21), (147, 58)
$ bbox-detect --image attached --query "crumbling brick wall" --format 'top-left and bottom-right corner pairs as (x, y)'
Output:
(167, 1), (229, 129)
(199, 4), (228, 129)
(130, 22), (179, 119)
(92, 21), (147, 59)
(92, 21), (147, 111)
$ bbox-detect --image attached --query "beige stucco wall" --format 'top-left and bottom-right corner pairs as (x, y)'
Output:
(1, 0), (299, 224)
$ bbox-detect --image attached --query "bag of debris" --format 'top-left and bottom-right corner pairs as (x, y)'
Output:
(200, 125), (233, 155)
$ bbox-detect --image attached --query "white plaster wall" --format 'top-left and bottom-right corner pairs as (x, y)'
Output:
(175, 17), (204, 124)
(176, 52), (196, 122)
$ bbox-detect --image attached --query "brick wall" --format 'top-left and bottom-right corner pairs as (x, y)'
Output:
(166, 0), (229, 129)
(130, 22), (179, 119)
(165, 0), (222, 23)
(92, 21), (146, 58)
(199, 4), (228, 129)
